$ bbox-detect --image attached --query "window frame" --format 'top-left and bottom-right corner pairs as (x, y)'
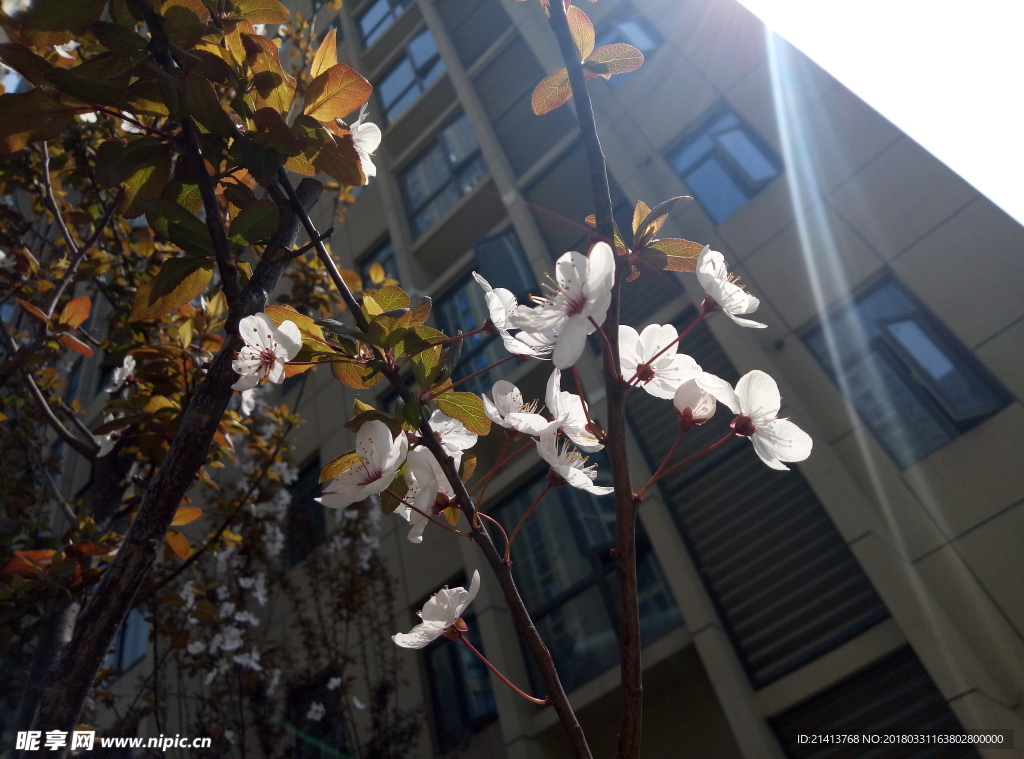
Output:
(667, 105), (781, 224)
(399, 113), (487, 238)
(376, 27), (445, 124)
(802, 275), (1012, 468)
(357, 0), (410, 48)
(594, 7), (662, 90)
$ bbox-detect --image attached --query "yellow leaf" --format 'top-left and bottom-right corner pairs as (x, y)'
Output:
(632, 200), (651, 236)
(320, 449), (361, 482)
(567, 5), (595, 61)
(241, 32), (296, 113)
(130, 263), (213, 321)
(303, 63), (372, 122)
(369, 262), (386, 285)
(638, 238), (704, 272)
(165, 530), (192, 559)
(310, 28), (338, 80)
(435, 392), (491, 436)
(171, 506), (203, 526)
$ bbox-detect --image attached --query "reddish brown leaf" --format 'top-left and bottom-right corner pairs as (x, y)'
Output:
(130, 263), (213, 321)
(567, 5), (595, 61)
(531, 68), (571, 115)
(638, 238), (705, 272)
(241, 32), (296, 113)
(0, 90), (76, 156)
(303, 63), (372, 123)
(584, 43), (645, 79)
(165, 530), (192, 559)
(58, 296), (91, 328)
(331, 359), (381, 389)
(58, 334), (93, 357)
(230, 0), (290, 24)
(1, 549), (56, 576)
(16, 297), (51, 325)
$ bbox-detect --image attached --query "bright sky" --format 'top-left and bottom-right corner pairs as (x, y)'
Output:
(737, 0), (1024, 225)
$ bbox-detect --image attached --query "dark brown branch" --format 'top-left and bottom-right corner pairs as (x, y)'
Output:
(275, 170), (594, 759)
(29, 175), (322, 752)
(547, 3), (642, 757)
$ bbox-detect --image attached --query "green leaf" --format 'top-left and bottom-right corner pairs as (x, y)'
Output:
(331, 359), (382, 389)
(241, 32), (295, 114)
(344, 410), (403, 436)
(145, 200), (214, 257)
(638, 238), (704, 272)
(0, 43), (54, 88)
(408, 296), (432, 326)
(584, 43), (645, 79)
(373, 285), (410, 312)
(319, 449), (360, 483)
(0, 89), (75, 155)
(435, 392), (491, 436)
(161, 180), (203, 214)
(96, 138), (173, 219)
(13, 0), (107, 46)
(379, 471), (407, 516)
(228, 199), (279, 246)
(229, 0), (290, 24)
(130, 261), (213, 321)
(184, 71), (235, 138)
(264, 304), (329, 350)
(401, 401), (422, 431)
(91, 21), (150, 53)
(531, 68), (571, 115)
(223, 183), (257, 210)
(635, 196), (687, 248)
(393, 325), (445, 359)
(44, 67), (133, 110)
(312, 135), (365, 186)
(149, 255), (213, 299)
(228, 135), (286, 187)
(302, 63), (372, 122)
(162, 0), (212, 48)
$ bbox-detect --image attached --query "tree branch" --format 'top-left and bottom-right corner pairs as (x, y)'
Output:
(547, 3), (642, 757)
(29, 177), (323, 751)
(274, 170), (594, 759)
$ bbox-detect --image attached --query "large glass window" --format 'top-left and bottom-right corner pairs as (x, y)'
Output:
(377, 28), (445, 123)
(357, 0), (410, 48)
(400, 114), (487, 237)
(433, 230), (532, 396)
(287, 457), (326, 567)
(495, 467), (682, 693)
(358, 239), (398, 285)
(667, 107), (780, 224)
(804, 277), (1010, 468)
(423, 593), (497, 752)
(594, 8), (661, 90)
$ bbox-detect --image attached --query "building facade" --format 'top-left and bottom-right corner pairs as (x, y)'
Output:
(252, 0), (1024, 756)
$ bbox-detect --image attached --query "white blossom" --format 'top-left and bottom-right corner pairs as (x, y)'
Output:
(179, 581), (196, 610)
(233, 649), (262, 672)
(263, 525), (285, 558)
(266, 668), (282, 697)
(696, 370), (812, 470)
(696, 247), (766, 329)
(482, 380), (559, 436)
(471, 272), (545, 356)
(272, 460), (299, 485)
(306, 702), (326, 722)
(77, 111), (98, 124)
(427, 410), (477, 467)
(393, 571), (480, 649)
(104, 355), (135, 395)
(545, 369), (602, 451)
(231, 313), (302, 391)
(672, 376), (717, 426)
(511, 242), (614, 368)
(399, 448), (459, 544)
(234, 610), (260, 627)
(318, 421), (408, 509)
(536, 431), (614, 496)
(352, 696), (367, 710)
(187, 640), (206, 656)
(348, 104), (381, 180)
(327, 676), (342, 691)
(218, 601), (235, 620)
(239, 388), (258, 417)
(53, 41), (79, 59)
(253, 573), (268, 606)
(619, 324), (700, 399)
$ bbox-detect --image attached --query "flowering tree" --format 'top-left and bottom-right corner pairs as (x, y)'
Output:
(0, 0), (811, 757)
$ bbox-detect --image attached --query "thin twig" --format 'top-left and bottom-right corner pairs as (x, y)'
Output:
(502, 483), (551, 563)
(457, 633), (549, 706)
(384, 489), (471, 538)
(635, 425), (685, 500)
(647, 431), (737, 487)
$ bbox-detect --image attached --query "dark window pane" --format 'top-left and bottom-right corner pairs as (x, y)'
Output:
(287, 457), (325, 566)
(359, 0), (409, 47)
(377, 28), (444, 122)
(685, 158), (750, 224)
(379, 59), (416, 110)
(407, 28), (439, 69)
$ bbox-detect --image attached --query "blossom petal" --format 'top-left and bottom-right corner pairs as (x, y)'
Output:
(252, 313), (279, 351)
(555, 250), (587, 294)
(232, 371), (261, 391)
(393, 621), (445, 649)
(725, 311), (768, 329)
(618, 324), (642, 376)
(552, 317), (589, 369)
(751, 418), (812, 470)
(471, 271), (493, 294)
(275, 319), (303, 359)
(735, 370), (781, 423)
(457, 570), (481, 617)
(506, 412), (560, 436)
(583, 242), (614, 309)
(638, 323), (677, 361)
(695, 372), (741, 414)
(357, 420), (392, 469)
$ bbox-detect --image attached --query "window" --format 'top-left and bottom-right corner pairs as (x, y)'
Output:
(359, 239), (398, 285)
(668, 107), (780, 224)
(357, 0), (409, 48)
(288, 676), (349, 758)
(400, 114), (487, 237)
(422, 589), (497, 752)
(287, 457), (326, 567)
(321, 15), (342, 43)
(105, 606), (149, 673)
(595, 9), (661, 89)
(377, 28), (445, 123)
(434, 230), (532, 396)
(804, 277), (1010, 468)
(495, 466), (681, 693)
